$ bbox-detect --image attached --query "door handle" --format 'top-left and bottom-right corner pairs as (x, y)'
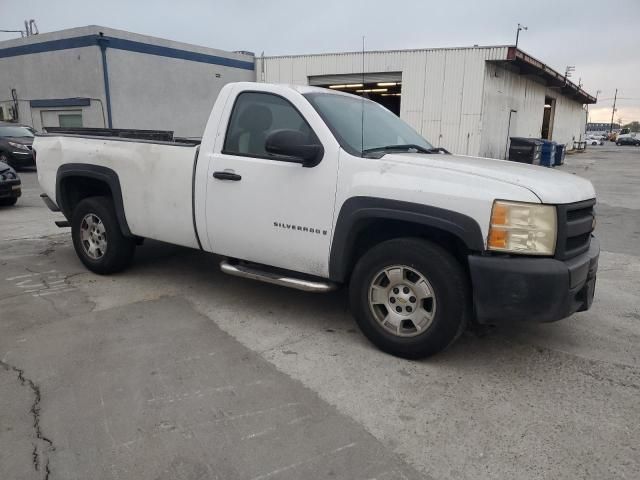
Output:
(213, 171), (242, 181)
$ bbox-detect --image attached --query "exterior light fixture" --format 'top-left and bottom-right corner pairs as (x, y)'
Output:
(356, 88), (388, 93)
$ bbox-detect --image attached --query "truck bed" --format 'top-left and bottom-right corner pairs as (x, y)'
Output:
(35, 134), (201, 249)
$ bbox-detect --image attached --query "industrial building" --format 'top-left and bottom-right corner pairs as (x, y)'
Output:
(0, 26), (254, 137)
(256, 47), (596, 158)
(587, 122), (620, 135)
(1, 26), (596, 157)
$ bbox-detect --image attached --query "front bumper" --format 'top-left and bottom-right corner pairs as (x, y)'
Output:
(0, 179), (21, 199)
(468, 237), (599, 324)
(6, 150), (35, 167)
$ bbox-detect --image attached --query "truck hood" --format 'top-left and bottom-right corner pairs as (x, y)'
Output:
(381, 152), (595, 204)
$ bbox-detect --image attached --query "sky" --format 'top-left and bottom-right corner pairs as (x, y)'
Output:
(1, 0), (638, 123)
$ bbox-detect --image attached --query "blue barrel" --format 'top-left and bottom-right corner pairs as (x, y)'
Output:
(540, 140), (556, 167)
(554, 144), (566, 166)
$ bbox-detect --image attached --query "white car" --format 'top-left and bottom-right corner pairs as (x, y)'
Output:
(587, 137), (604, 146)
(34, 82), (600, 358)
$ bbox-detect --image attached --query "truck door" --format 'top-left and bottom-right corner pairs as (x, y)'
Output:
(204, 87), (339, 278)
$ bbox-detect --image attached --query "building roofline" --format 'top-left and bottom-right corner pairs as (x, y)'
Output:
(258, 44), (513, 60)
(0, 25), (255, 70)
(259, 44), (596, 104)
(502, 47), (596, 104)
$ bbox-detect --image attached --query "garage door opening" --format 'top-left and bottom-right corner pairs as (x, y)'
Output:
(541, 96), (555, 139)
(308, 73), (402, 116)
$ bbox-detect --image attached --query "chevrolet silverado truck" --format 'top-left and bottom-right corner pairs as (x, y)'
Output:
(35, 82), (599, 358)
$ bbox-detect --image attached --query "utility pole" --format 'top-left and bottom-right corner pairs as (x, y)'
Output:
(515, 23), (527, 48)
(609, 89), (618, 133)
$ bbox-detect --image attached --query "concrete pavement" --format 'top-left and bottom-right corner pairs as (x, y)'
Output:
(1, 144), (639, 479)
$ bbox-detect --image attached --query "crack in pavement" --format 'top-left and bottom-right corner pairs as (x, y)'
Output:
(0, 360), (55, 479)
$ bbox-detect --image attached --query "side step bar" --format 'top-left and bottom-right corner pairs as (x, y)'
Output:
(220, 259), (337, 293)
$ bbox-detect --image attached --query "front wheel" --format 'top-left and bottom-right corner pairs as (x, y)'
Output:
(349, 238), (470, 359)
(71, 196), (135, 274)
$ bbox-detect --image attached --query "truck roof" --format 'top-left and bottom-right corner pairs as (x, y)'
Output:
(232, 82), (357, 98)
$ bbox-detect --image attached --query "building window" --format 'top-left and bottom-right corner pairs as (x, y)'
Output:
(58, 114), (83, 128)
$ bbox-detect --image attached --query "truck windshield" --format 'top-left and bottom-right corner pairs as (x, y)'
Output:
(0, 126), (34, 138)
(303, 92), (433, 157)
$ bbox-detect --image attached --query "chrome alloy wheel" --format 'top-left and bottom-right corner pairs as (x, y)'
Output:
(368, 265), (437, 337)
(80, 213), (107, 260)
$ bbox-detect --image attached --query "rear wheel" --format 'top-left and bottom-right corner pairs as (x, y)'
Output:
(71, 196), (135, 274)
(349, 237), (469, 359)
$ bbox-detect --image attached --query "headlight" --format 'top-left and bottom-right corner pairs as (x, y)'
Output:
(8, 141), (29, 150)
(488, 200), (557, 255)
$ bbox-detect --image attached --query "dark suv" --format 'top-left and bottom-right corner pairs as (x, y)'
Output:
(0, 122), (35, 169)
(616, 135), (640, 146)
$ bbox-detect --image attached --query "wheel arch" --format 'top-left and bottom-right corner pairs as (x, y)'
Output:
(329, 196), (485, 282)
(56, 163), (132, 237)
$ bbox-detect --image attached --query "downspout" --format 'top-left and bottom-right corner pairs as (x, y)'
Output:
(504, 109), (517, 160)
(96, 33), (113, 128)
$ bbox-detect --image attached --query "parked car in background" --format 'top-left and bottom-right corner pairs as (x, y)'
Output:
(0, 160), (21, 206)
(0, 122), (36, 169)
(587, 137), (604, 146)
(616, 135), (640, 146)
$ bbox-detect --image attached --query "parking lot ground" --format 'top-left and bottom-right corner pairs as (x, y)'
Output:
(1, 143), (639, 480)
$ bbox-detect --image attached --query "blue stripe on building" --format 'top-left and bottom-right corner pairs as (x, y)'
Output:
(0, 34), (255, 71)
(0, 35), (97, 58)
(30, 98), (91, 108)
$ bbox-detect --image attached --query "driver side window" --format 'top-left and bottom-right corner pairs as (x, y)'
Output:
(223, 92), (317, 158)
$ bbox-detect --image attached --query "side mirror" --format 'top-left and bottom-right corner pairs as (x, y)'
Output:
(265, 129), (323, 167)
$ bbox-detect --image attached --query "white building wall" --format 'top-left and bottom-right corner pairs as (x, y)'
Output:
(97, 27), (255, 137)
(257, 46), (588, 159)
(257, 47), (509, 157)
(0, 30), (107, 130)
(549, 90), (587, 148)
(480, 62), (587, 158)
(0, 26), (255, 137)
(106, 49), (252, 137)
(480, 63), (547, 159)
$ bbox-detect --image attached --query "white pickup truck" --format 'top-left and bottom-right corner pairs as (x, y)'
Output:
(35, 82), (599, 358)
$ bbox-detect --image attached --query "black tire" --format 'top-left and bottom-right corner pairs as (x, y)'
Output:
(0, 197), (18, 207)
(71, 196), (135, 274)
(349, 238), (470, 359)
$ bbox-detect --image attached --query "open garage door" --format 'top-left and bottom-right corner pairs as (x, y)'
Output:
(309, 72), (402, 116)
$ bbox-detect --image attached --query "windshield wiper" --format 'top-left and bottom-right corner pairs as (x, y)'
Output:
(363, 144), (433, 155)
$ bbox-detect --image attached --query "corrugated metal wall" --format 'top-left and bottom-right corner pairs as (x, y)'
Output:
(551, 92), (587, 149)
(480, 62), (587, 158)
(257, 46), (586, 159)
(256, 47), (507, 156)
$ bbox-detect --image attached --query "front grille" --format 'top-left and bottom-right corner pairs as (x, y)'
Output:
(555, 199), (595, 260)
